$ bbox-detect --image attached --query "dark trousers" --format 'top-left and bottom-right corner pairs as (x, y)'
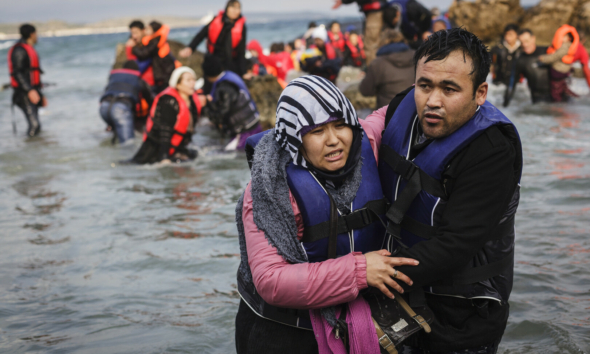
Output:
(235, 300), (319, 354)
(13, 90), (40, 137)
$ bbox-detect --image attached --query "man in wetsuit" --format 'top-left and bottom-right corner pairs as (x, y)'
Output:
(504, 28), (551, 107)
(8, 24), (46, 137)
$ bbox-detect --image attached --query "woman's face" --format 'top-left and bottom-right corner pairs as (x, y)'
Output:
(176, 72), (196, 96)
(300, 120), (353, 172)
(226, 3), (241, 20)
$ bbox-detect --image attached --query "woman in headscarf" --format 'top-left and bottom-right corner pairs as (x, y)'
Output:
(129, 67), (204, 164)
(235, 75), (418, 353)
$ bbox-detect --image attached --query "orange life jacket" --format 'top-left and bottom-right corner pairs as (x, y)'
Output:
(142, 24), (172, 59)
(207, 11), (246, 57)
(143, 87), (202, 156)
(547, 25), (580, 65)
(328, 31), (346, 52)
(7, 42), (41, 88)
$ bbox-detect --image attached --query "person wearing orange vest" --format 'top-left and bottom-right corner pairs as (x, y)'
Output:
(125, 21), (156, 88)
(126, 21), (178, 94)
(540, 25), (580, 102)
(7, 24), (46, 137)
(100, 60), (153, 144)
(343, 30), (366, 67)
(130, 67), (204, 164)
(180, 0), (247, 79)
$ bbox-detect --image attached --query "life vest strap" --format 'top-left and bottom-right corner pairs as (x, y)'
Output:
(300, 199), (389, 244)
(399, 215), (437, 240)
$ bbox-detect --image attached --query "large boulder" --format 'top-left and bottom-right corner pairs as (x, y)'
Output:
(343, 83), (377, 111)
(447, 0), (524, 43)
(520, 0), (585, 46)
(246, 75), (283, 130)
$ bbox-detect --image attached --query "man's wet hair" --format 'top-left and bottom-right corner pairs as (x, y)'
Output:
(413, 28), (491, 96)
(129, 20), (145, 30)
(503, 24), (519, 36)
(518, 28), (533, 36)
(19, 24), (36, 40)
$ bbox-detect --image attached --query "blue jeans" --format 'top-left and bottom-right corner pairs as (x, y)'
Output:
(99, 100), (134, 144)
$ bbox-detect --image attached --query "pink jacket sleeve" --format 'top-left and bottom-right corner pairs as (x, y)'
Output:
(359, 106), (387, 164)
(243, 183), (368, 309)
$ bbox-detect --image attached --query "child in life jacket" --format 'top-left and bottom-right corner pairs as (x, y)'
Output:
(539, 25), (580, 102)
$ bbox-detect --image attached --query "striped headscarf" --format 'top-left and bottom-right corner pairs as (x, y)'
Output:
(274, 75), (361, 167)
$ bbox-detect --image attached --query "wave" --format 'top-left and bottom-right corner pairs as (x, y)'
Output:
(0, 40), (16, 51)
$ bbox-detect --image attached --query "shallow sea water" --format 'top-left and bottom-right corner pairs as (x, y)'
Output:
(0, 22), (589, 353)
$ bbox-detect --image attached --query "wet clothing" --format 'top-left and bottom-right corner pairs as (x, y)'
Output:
(188, 13), (248, 76)
(572, 43), (590, 88)
(131, 26), (177, 93)
(541, 41), (573, 74)
(398, 339), (501, 354)
(100, 101), (134, 143)
(204, 72), (259, 137)
(540, 41), (576, 102)
(384, 0), (432, 43)
(131, 91), (199, 164)
(8, 40), (44, 136)
(504, 46), (551, 106)
(359, 42), (415, 108)
(491, 41), (522, 86)
(376, 87), (521, 351)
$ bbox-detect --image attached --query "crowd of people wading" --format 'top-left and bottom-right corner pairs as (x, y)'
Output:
(8, 0), (589, 158)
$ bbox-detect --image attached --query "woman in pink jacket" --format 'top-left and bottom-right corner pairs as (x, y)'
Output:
(235, 75), (418, 354)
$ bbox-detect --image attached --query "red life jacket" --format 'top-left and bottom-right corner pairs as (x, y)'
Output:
(207, 11), (246, 57)
(126, 45), (156, 86)
(7, 42), (41, 89)
(328, 31), (346, 52)
(143, 87), (202, 156)
(269, 51), (294, 81)
(345, 35), (366, 67)
(323, 43), (337, 60)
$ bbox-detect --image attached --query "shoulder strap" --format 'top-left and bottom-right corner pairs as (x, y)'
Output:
(385, 86), (413, 128)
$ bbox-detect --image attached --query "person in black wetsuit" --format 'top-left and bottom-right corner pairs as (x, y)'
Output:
(503, 28), (551, 107)
(8, 24), (46, 137)
(179, 0), (247, 78)
(491, 24), (522, 86)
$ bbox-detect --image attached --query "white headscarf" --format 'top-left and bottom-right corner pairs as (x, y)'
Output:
(274, 75), (360, 167)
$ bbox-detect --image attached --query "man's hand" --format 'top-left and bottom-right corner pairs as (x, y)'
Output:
(28, 90), (40, 105)
(332, 0), (343, 9)
(206, 94), (213, 102)
(179, 47), (193, 58)
(126, 38), (136, 47)
(365, 250), (418, 299)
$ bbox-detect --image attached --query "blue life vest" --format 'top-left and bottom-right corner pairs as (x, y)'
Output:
(238, 128), (388, 329)
(136, 58), (152, 74)
(211, 70), (258, 113)
(379, 89), (522, 303)
(210, 71), (260, 134)
(100, 68), (141, 103)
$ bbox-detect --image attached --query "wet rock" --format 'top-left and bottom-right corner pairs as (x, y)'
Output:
(245, 75), (283, 129)
(520, 0), (584, 46)
(114, 40), (204, 78)
(343, 83), (377, 111)
(447, 0), (524, 43)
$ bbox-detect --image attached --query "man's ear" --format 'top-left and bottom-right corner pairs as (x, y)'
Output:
(475, 82), (488, 106)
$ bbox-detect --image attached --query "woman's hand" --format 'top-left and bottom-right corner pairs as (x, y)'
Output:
(179, 47), (193, 58)
(365, 250), (418, 299)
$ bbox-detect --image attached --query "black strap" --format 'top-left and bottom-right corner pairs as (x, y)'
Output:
(400, 215), (437, 240)
(380, 145), (447, 199)
(447, 248), (515, 285)
(301, 199), (389, 243)
(327, 192), (338, 259)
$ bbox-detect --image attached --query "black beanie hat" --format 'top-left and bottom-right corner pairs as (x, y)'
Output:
(202, 54), (223, 78)
(122, 60), (140, 71)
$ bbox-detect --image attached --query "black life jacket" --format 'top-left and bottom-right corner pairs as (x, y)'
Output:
(379, 88), (523, 304)
(100, 69), (141, 103)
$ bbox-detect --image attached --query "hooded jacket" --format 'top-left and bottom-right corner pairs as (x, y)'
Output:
(359, 43), (415, 108)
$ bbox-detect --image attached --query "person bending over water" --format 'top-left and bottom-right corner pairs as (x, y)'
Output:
(99, 60), (153, 144)
(130, 67), (204, 164)
(235, 75), (418, 353)
(201, 54), (261, 151)
(8, 24), (47, 137)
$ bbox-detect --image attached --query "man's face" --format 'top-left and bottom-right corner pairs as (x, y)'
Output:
(504, 30), (518, 47)
(29, 32), (38, 45)
(414, 50), (488, 139)
(130, 27), (145, 44)
(519, 32), (536, 55)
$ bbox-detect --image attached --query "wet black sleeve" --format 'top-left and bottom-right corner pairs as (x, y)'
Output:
(235, 25), (248, 76)
(503, 57), (524, 107)
(204, 82), (239, 128)
(11, 46), (32, 92)
(395, 126), (518, 290)
(139, 79), (154, 106)
(153, 96), (179, 159)
(188, 23), (210, 51)
(132, 37), (159, 60)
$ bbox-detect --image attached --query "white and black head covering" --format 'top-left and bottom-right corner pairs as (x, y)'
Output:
(275, 75), (361, 168)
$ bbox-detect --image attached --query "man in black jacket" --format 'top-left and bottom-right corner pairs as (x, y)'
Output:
(491, 24), (522, 86)
(503, 28), (551, 107)
(380, 28), (522, 353)
(8, 24), (46, 137)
